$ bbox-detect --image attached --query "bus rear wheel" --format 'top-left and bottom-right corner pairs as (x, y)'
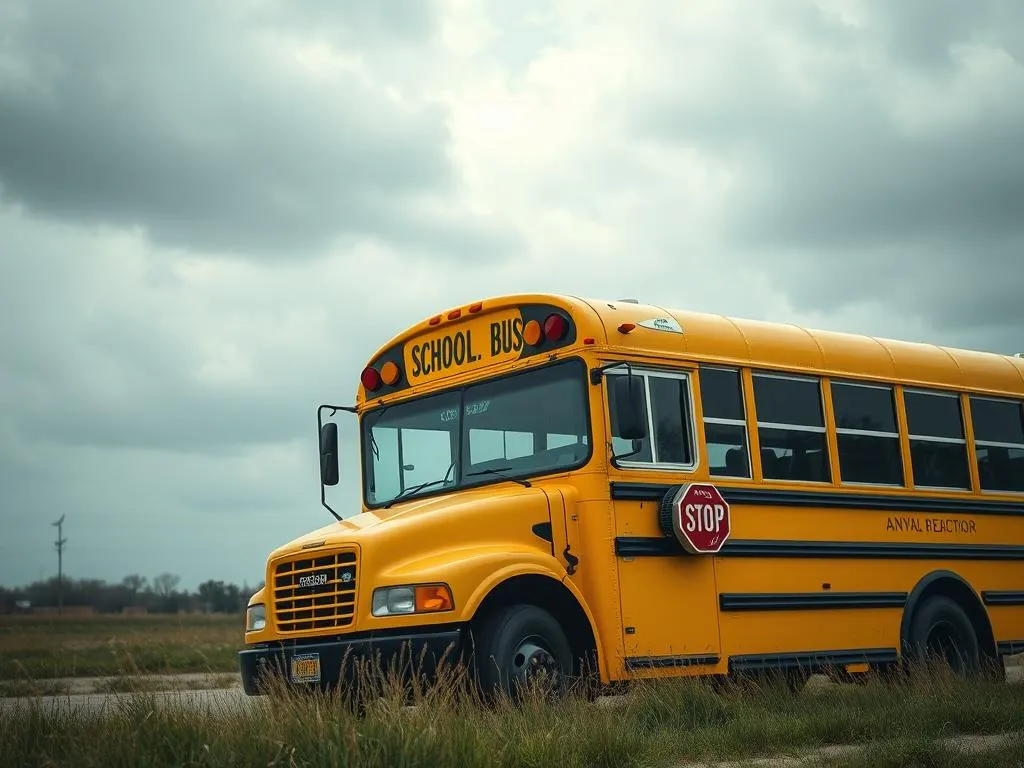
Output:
(906, 595), (982, 677)
(472, 604), (574, 700)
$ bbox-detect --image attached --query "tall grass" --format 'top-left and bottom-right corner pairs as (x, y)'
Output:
(4, 660), (1024, 768)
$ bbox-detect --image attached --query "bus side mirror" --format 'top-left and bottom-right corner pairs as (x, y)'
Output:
(611, 375), (647, 441)
(320, 422), (339, 486)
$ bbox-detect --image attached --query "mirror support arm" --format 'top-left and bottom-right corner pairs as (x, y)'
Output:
(589, 361), (633, 385)
(318, 403), (356, 521)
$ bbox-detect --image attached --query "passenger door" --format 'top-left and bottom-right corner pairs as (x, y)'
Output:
(606, 366), (723, 671)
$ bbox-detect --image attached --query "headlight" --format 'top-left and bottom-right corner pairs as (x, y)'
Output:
(372, 584), (453, 617)
(245, 603), (266, 632)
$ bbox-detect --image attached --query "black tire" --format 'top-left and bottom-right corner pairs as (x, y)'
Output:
(906, 595), (982, 676)
(472, 604), (575, 699)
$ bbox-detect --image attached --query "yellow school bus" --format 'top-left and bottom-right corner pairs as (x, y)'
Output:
(239, 294), (1024, 695)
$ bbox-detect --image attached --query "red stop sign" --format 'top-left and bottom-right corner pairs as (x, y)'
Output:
(671, 483), (731, 554)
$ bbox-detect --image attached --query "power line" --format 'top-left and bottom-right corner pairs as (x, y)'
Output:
(52, 515), (66, 616)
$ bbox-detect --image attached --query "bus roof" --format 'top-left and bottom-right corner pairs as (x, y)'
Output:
(574, 295), (1024, 397)
(363, 293), (1024, 399)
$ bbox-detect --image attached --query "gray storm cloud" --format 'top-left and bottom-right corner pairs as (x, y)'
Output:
(0, 0), (517, 258)
(1, 0), (1022, 589)
(629, 1), (1024, 333)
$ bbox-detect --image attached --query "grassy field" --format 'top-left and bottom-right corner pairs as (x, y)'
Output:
(0, 613), (242, 682)
(3, 614), (1024, 765)
(3, 666), (1024, 767)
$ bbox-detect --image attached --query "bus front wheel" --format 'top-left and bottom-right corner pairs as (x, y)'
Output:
(472, 604), (574, 699)
(906, 595), (982, 677)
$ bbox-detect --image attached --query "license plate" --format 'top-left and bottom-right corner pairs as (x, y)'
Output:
(289, 653), (321, 684)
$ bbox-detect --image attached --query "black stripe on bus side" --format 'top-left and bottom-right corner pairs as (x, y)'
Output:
(625, 654), (720, 670)
(998, 640), (1024, 656)
(609, 482), (1024, 516)
(982, 591), (1024, 606)
(719, 592), (908, 612)
(729, 647), (898, 673)
(615, 536), (679, 556)
(614, 536), (1024, 560)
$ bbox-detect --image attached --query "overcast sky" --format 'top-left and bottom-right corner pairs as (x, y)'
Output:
(2, 0), (1023, 592)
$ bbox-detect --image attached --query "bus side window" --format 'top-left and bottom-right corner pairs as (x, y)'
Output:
(904, 389), (970, 490)
(970, 396), (1024, 493)
(831, 380), (903, 486)
(752, 373), (831, 483)
(699, 367), (751, 479)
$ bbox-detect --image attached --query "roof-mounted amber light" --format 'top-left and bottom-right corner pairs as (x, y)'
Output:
(524, 319), (543, 346)
(380, 361), (401, 386)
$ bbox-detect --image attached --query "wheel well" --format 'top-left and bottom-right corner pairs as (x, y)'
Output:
(901, 571), (996, 659)
(471, 575), (598, 674)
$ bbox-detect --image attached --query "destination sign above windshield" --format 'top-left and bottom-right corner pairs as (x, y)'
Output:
(405, 308), (526, 386)
(358, 302), (578, 401)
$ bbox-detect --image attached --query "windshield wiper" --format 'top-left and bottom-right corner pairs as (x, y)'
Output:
(384, 462), (456, 508)
(384, 478), (453, 508)
(466, 467), (531, 487)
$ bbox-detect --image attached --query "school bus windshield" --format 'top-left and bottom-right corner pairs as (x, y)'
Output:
(361, 359), (590, 507)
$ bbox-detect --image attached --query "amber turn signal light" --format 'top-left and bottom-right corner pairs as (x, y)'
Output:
(415, 584), (453, 612)
(523, 319), (543, 346)
(380, 361), (401, 386)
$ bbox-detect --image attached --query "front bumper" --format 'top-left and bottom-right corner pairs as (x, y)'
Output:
(238, 625), (464, 695)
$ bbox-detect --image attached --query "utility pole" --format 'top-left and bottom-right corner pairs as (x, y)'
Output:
(52, 515), (66, 616)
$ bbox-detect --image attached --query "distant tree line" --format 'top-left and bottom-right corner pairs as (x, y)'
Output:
(0, 573), (265, 615)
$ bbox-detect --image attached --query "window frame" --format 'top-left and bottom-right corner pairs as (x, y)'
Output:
(903, 386), (971, 493)
(607, 366), (700, 473)
(970, 394), (1024, 496)
(700, 365), (752, 480)
(830, 379), (905, 488)
(751, 370), (832, 485)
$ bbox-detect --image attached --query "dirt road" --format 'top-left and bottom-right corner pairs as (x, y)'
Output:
(2, 665), (1021, 718)
(0, 685), (254, 717)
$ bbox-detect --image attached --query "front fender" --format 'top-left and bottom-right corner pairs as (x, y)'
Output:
(384, 548), (606, 680)
(380, 545), (567, 621)
(460, 557), (608, 682)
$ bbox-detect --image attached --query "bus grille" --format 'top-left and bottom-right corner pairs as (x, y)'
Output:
(273, 549), (357, 633)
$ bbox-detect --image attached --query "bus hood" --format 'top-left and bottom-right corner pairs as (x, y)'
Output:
(271, 484), (552, 558)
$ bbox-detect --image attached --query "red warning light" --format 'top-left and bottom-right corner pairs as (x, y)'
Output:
(543, 313), (568, 341)
(361, 367), (381, 391)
